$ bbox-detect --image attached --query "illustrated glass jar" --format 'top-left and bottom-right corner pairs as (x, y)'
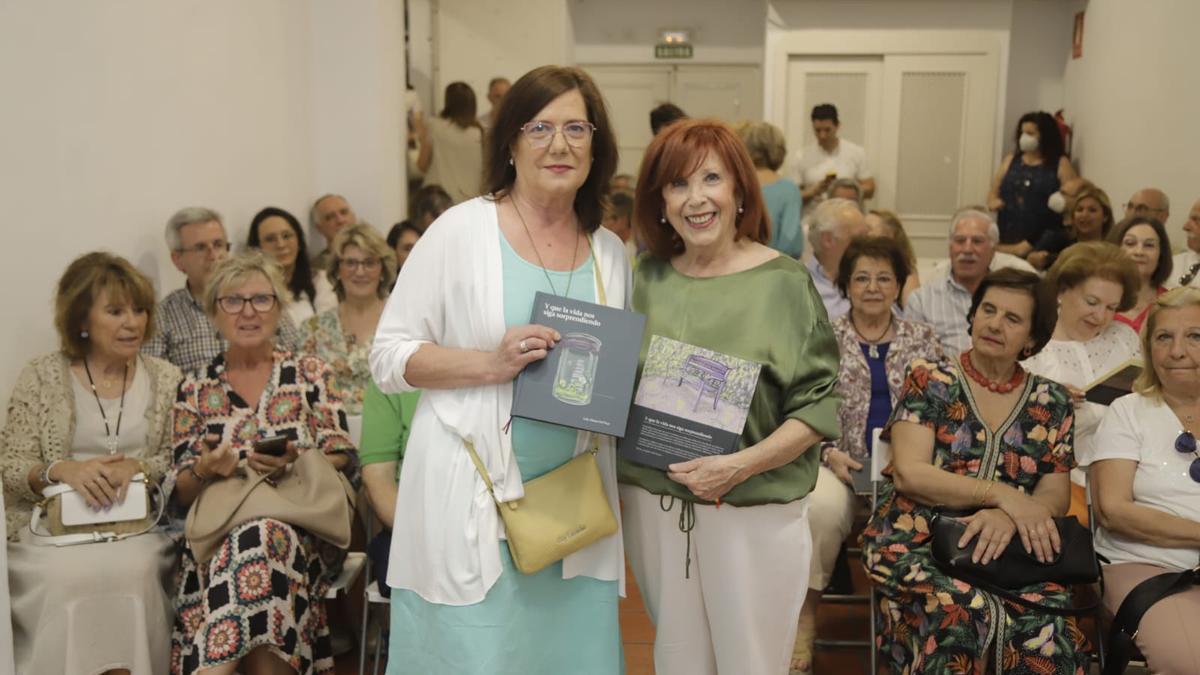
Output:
(553, 332), (602, 406)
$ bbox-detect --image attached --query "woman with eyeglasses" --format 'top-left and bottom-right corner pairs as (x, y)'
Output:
(168, 252), (358, 675)
(413, 81), (485, 204)
(247, 206), (337, 325)
(1091, 287), (1200, 674)
(369, 65), (628, 674)
(299, 223), (397, 415)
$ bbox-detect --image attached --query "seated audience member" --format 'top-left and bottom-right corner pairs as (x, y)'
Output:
(863, 268), (1086, 674)
(792, 236), (941, 674)
(1026, 182), (1116, 271)
(1022, 241), (1140, 520)
(805, 197), (867, 319)
(2, 252), (181, 675)
(865, 209), (920, 301)
(601, 189), (638, 264)
(988, 111), (1080, 257)
(146, 206), (303, 375)
(1110, 215), (1173, 333)
(359, 381), (421, 597)
(248, 206), (338, 325)
(1123, 186), (1171, 224)
(310, 193), (358, 271)
(611, 173), (635, 192)
(1091, 287), (1200, 675)
(793, 103), (875, 202)
(415, 81), (485, 204)
(905, 207), (999, 356)
(300, 223), (397, 414)
(386, 221), (423, 271)
(1166, 198), (1200, 289)
(169, 252), (358, 675)
(737, 120), (805, 257)
(477, 76), (510, 130)
(825, 177), (864, 208)
(411, 183), (453, 232)
(649, 102), (686, 135)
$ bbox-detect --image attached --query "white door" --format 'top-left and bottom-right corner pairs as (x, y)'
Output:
(878, 54), (997, 257)
(784, 56), (883, 193)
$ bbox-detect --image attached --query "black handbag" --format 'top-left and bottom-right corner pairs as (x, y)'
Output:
(931, 509), (1101, 615)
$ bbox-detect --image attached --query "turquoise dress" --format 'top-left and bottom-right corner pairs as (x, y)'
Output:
(387, 231), (624, 675)
(762, 177), (804, 257)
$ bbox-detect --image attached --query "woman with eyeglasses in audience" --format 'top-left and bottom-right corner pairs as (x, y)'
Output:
(864, 208), (921, 301)
(168, 252), (357, 675)
(1022, 241), (1140, 521)
(247, 206), (337, 325)
(791, 236), (941, 675)
(2, 252), (181, 675)
(862, 268), (1087, 674)
(1025, 182), (1116, 271)
(413, 82), (485, 204)
(370, 65), (628, 675)
(300, 223), (396, 415)
(1111, 215), (1174, 333)
(1091, 287), (1200, 675)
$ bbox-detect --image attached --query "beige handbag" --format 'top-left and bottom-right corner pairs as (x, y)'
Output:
(465, 436), (618, 575)
(185, 448), (357, 563)
(30, 473), (166, 546)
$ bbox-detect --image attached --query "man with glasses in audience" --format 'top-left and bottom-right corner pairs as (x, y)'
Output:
(1124, 187), (1170, 224)
(143, 206), (297, 374)
(1166, 198), (1200, 289)
(309, 193), (358, 270)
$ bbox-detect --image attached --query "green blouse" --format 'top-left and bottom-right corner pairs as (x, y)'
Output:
(360, 380), (421, 478)
(617, 254), (842, 506)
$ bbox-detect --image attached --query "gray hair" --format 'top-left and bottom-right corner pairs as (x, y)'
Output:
(202, 251), (289, 319)
(309, 193), (347, 230)
(806, 198), (862, 252)
(165, 207), (223, 251)
(949, 206), (1000, 244)
(825, 178), (864, 208)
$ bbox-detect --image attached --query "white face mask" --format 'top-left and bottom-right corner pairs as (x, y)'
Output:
(1018, 133), (1039, 153)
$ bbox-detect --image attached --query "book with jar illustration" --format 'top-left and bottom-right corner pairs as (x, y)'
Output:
(619, 335), (762, 470)
(510, 292), (647, 436)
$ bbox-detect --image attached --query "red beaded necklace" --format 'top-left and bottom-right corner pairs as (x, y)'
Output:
(959, 349), (1025, 394)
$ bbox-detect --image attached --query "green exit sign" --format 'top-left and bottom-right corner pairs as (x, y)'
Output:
(655, 43), (693, 59)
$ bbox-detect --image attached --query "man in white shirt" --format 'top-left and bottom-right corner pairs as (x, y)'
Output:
(804, 198), (867, 320)
(905, 208), (1000, 356)
(792, 103), (875, 201)
(478, 77), (510, 130)
(1166, 198), (1200, 288)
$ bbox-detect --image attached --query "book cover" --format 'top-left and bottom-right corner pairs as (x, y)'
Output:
(510, 292), (647, 437)
(1084, 357), (1143, 406)
(620, 335), (762, 470)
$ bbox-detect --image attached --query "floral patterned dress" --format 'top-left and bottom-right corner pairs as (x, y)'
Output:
(299, 309), (372, 415)
(861, 359), (1086, 675)
(167, 350), (359, 675)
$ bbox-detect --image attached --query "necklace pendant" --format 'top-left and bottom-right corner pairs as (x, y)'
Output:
(868, 344), (879, 359)
(106, 436), (119, 454)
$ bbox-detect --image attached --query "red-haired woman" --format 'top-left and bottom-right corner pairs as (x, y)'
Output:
(619, 119), (842, 675)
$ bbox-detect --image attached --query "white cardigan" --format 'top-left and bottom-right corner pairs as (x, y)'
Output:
(369, 196), (629, 605)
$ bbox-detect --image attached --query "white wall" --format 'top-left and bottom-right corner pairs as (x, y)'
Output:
(0, 0), (406, 417)
(1062, 0), (1200, 247)
(571, 0), (766, 64)
(1001, 0), (1075, 154)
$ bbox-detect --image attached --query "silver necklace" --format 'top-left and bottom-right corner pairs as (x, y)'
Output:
(512, 197), (580, 297)
(852, 312), (893, 359)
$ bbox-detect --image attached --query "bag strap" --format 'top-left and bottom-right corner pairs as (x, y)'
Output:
(463, 434), (601, 506)
(1101, 567), (1200, 675)
(588, 235), (607, 306)
(186, 460), (277, 540)
(29, 477), (166, 547)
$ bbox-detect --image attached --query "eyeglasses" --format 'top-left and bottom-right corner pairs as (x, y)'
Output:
(341, 257), (381, 272)
(1174, 430), (1200, 482)
(217, 293), (278, 315)
(261, 231), (296, 246)
(178, 241), (231, 256)
(1126, 202), (1166, 215)
(519, 120), (596, 148)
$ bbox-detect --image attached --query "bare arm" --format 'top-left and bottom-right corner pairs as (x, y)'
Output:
(1093, 458), (1200, 548)
(987, 154), (1013, 210)
(667, 418), (823, 502)
(403, 324), (559, 389)
(363, 462), (398, 529)
(1058, 156), (1082, 195)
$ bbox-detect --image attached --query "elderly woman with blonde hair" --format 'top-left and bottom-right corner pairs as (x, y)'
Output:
(300, 223), (397, 414)
(168, 252), (357, 675)
(2, 252), (182, 675)
(736, 120), (805, 257)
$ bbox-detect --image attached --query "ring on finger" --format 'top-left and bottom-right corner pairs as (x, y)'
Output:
(519, 339), (528, 352)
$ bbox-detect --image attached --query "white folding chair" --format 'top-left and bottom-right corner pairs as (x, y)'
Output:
(0, 484), (15, 675)
(866, 429), (892, 675)
(325, 551), (367, 600)
(356, 508), (393, 675)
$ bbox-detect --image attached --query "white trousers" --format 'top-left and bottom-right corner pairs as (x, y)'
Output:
(806, 465), (858, 589)
(620, 485), (812, 675)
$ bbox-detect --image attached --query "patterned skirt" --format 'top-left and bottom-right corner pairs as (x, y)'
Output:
(171, 517), (344, 675)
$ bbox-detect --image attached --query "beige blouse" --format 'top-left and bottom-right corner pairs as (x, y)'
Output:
(0, 352), (182, 540)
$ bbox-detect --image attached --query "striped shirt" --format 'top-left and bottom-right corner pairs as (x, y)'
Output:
(805, 256), (849, 320)
(903, 274), (972, 357)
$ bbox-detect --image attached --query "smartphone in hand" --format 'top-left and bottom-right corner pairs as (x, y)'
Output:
(254, 435), (289, 457)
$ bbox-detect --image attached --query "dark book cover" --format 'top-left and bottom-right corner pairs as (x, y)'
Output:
(619, 335), (762, 470)
(510, 292), (647, 437)
(1084, 358), (1143, 406)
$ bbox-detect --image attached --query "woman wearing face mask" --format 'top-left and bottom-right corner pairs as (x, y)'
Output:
(987, 111), (1080, 258)
(1026, 183), (1116, 271)
(1110, 215), (1174, 333)
(1022, 241), (1140, 520)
